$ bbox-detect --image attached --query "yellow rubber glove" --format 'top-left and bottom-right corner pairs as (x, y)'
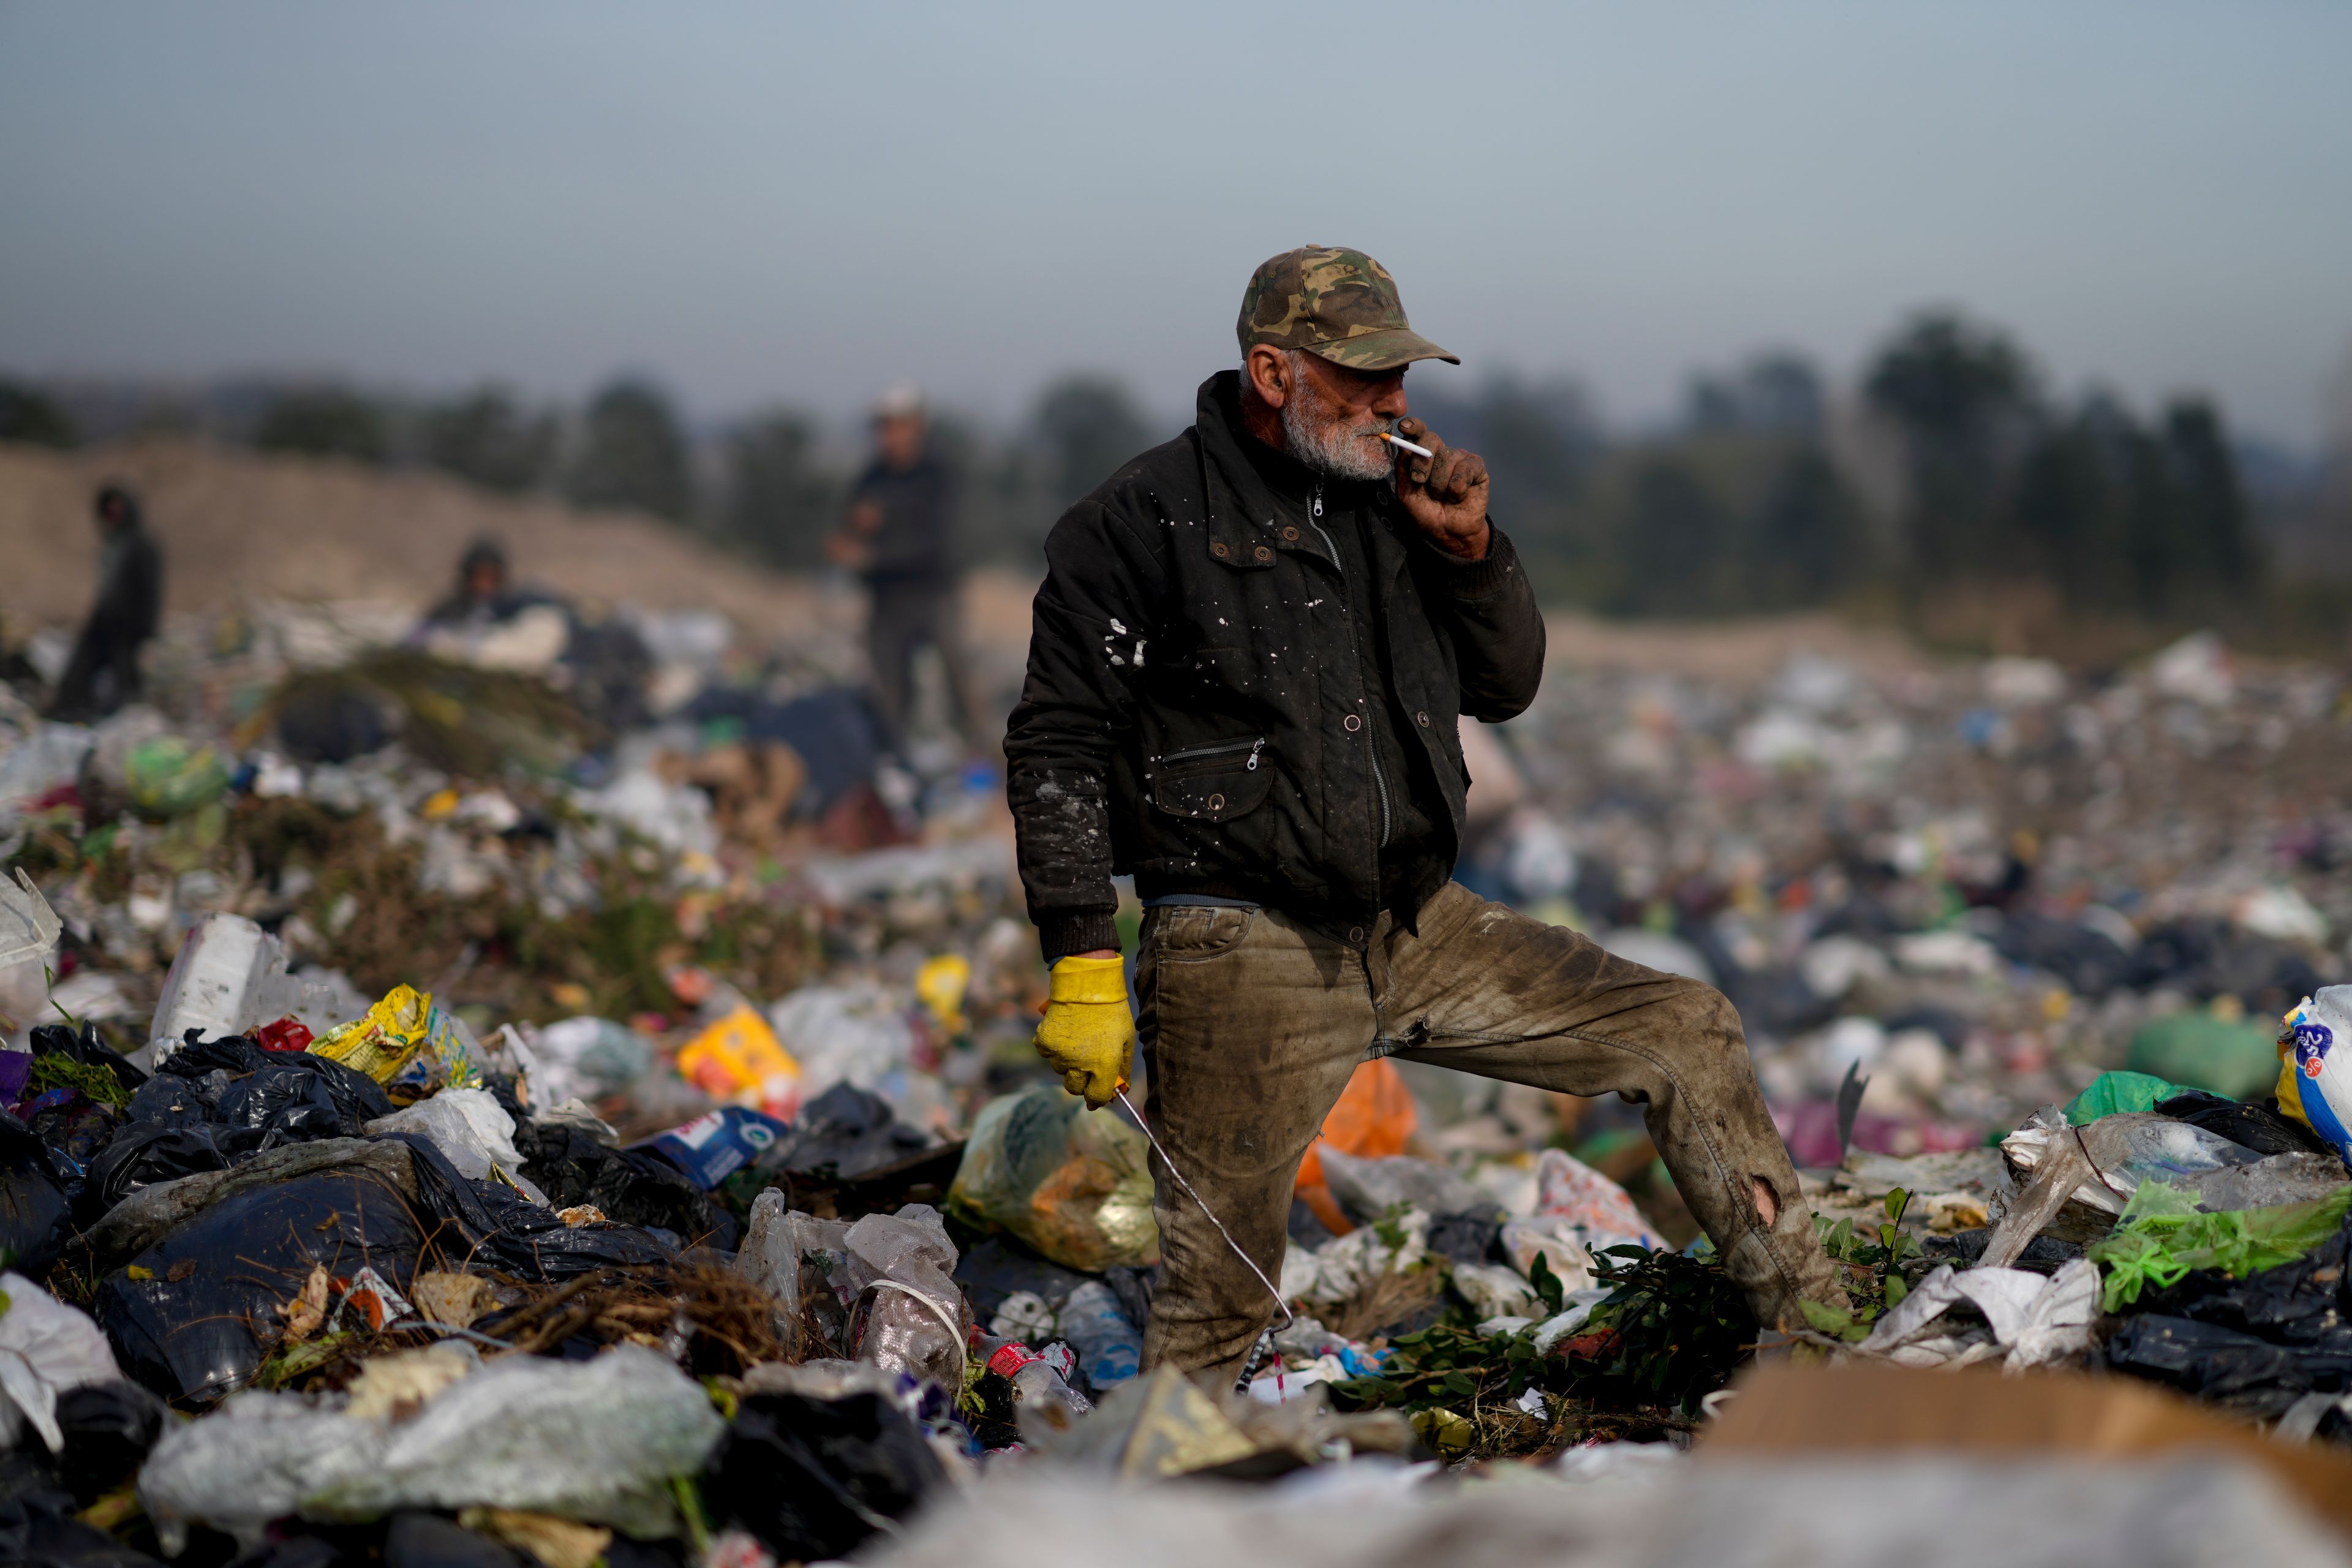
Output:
(1034, 954), (1134, 1110)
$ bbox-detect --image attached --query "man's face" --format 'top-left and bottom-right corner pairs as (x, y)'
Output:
(876, 412), (925, 469)
(1280, 352), (1408, 481)
(96, 497), (127, 532)
(466, 561), (505, 603)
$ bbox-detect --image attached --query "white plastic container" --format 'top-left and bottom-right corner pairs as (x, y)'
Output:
(145, 913), (284, 1066)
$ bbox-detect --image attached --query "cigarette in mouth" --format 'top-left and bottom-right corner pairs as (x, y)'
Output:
(1376, 430), (1434, 460)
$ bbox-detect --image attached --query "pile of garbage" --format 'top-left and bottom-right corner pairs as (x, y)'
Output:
(0, 866), (1676, 1565)
(7, 595), (2352, 1558)
(1460, 631), (2352, 1177)
(15, 896), (2352, 1566)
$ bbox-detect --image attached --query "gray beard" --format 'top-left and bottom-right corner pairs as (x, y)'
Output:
(1280, 372), (1392, 482)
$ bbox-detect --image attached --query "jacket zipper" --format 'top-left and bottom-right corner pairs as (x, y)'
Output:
(1158, 737), (1264, 771)
(1311, 482), (1393, 851)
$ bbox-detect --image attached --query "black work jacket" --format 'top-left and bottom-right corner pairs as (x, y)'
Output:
(848, 453), (956, 586)
(1004, 372), (1545, 960)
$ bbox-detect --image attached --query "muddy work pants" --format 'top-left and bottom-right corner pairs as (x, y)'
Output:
(1134, 881), (1842, 1382)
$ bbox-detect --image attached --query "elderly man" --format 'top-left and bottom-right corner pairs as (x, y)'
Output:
(1003, 246), (1843, 1381)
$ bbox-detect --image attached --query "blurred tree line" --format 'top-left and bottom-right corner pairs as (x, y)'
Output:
(0, 308), (2291, 626)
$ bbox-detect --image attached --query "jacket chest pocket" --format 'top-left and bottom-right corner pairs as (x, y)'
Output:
(1147, 736), (1273, 821)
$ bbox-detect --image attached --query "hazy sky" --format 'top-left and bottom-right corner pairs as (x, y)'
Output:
(2, 1), (2346, 445)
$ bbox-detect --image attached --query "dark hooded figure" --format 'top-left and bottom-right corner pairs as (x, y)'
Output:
(421, 535), (538, 628)
(51, 484), (162, 720)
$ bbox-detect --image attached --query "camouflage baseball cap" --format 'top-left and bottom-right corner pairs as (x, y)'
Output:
(1236, 245), (1458, 372)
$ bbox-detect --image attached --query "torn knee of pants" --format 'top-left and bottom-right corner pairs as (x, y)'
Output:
(1751, 1174), (1781, 1227)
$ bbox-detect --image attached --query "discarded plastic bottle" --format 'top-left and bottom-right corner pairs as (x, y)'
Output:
(1057, 1280), (1142, 1390)
(969, 1330), (1092, 1440)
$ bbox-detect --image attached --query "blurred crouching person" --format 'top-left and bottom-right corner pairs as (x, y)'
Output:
(828, 385), (979, 751)
(422, 536), (533, 630)
(50, 484), (162, 720)
(414, 535), (576, 677)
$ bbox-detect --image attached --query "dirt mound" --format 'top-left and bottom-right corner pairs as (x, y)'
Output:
(0, 437), (851, 638)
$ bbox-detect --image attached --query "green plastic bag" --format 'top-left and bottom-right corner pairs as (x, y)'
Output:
(2125, 1012), (2280, 1101)
(2063, 1070), (2207, 1126)
(2087, 1180), (2352, 1311)
(947, 1084), (1158, 1272)
(124, 736), (230, 818)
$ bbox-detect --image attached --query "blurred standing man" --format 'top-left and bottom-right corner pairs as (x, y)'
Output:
(1005, 247), (1843, 1383)
(51, 484), (162, 720)
(829, 385), (978, 749)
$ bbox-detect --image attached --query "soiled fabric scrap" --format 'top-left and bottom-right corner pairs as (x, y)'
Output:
(1857, 1261), (2098, 1371)
(1859, 1265), (1971, 1352)
(1997, 1261), (2100, 1369)
(1951, 1268), (2051, 1344)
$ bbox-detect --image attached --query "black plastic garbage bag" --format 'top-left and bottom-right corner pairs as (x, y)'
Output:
(396, 1133), (676, 1280)
(760, 1084), (928, 1182)
(2122, 1226), (2352, 1343)
(0, 1485), (164, 1568)
(951, 1234), (1096, 1322)
(155, 1034), (391, 1133)
(510, 1121), (728, 1245)
(701, 1392), (944, 1562)
(1920, 1227), (2086, 1276)
(85, 1038), (397, 1223)
(2154, 1091), (2335, 1159)
(51, 1382), (167, 1509)
(1994, 913), (2133, 998)
(28, 1022), (149, 1100)
(2129, 918), (2324, 1014)
(22, 1089), (123, 1176)
(0, 1109), (72, 1278)
(121, 1071), (227, 1131)
(274, 682), (394, 766)
(81, 1124), (236, 1221)
(1425, 1212), (1505, 1268)
(381, 1512), (525, 1568)
(2103, 1314), (2352, 1419)
(93, 1163), (426, 1404)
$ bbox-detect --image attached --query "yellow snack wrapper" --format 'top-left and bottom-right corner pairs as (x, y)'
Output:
(677, 1007), (800, 1119)
(309, 985), (433, 1085)
(384, 1004), (485, 1104)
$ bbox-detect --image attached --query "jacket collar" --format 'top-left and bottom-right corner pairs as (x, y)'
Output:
(1193, 371), (1387, 538)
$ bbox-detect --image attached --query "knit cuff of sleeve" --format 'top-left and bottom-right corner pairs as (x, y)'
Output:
(1433, 523), (1523, 598)
(1037, 909), (1121, 963)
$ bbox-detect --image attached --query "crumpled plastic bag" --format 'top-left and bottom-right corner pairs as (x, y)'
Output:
(1451, 1261), (1538, 1321)
(1528, 1146), (1658, 1252)
(0, 1110), (72, 1280)
(1856, 1259), (2100, 1370)
(1498, 1213), (1599, 1293)
(137, 1343), (725, 1550)
(0, 868), (61, 971)
(948, 1085), (1158, 1272)
(2087, 1179), (2352, 1310)
(736, 1191), (851, 1355)
(737, 1194), (967, 1385)
(366, 1087), (538, 1194)
(840, 1205), (967, 1390)
(1290, 1208), (1428, 1309)
(2002, 1107), (2262, 1216)
(1315, 1147), (1495, 1230)
(524, 1016), (654, 1107)
(0, 1272), (122, 1452)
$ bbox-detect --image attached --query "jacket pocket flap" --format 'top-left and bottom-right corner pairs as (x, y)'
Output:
(1150, 756), (1276, 822)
